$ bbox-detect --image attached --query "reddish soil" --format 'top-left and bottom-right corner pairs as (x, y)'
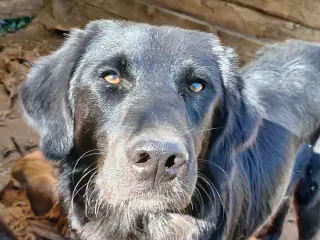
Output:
(0, 20), (300, 240)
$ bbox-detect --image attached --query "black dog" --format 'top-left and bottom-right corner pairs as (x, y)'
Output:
(240, 40), (320, 239)
(254, 143), (320, 240)
(19, 21), (320, 240)
(294, 144), (320, 240)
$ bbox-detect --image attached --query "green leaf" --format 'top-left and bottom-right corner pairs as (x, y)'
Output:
(0, 16), (33, 34)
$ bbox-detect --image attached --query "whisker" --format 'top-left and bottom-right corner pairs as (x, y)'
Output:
(198, 159), (232, 187)
(198, 173), (225, 230)
(193, 187), (202, 213)
(85, 170), (99, 217)
(181, 184), (195, 211)
(86, 171), (100, 216)
(71, 167), (98, 215)
(72, 149), (103, 184)
(181, 126), (224, 137)
(196, 176), (216, 213)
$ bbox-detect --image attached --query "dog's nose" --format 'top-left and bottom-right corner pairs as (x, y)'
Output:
(127, 139), (188, 185)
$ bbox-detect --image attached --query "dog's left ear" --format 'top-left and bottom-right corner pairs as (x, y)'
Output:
(205, 43), (262, 197)
(19, 29), (87, 160)
(225, 83), (262, 153)
(211, 43), (262, 155)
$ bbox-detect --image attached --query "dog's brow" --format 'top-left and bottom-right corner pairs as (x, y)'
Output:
(96, 54), (128, 72)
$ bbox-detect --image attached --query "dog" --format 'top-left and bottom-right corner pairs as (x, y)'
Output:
(239, 40), (320, 239)
(19, 20), (320, 239)
(253, 143), (320, 240)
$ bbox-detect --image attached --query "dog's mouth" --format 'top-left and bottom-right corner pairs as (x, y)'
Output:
(94, 182), (194, 214)
(113, 194), (191, 214)
(87, 167), (196, 217)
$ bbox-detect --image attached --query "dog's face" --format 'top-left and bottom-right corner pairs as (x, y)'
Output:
(20, 20), (259, 238)
(70, 23), (226, 212)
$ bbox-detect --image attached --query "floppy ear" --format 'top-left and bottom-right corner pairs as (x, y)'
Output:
(215, 43), (262, 150)
(19, 29), (87, 160)
(208, 42), (262, 175)
(224, 82), (262, 153)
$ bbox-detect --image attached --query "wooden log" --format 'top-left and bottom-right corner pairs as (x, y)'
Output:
(0, 0), (43, 19)
(223, 0), (320, 31)
(78, 0), (216, 32)
(145, 0), (320, 42)
(37, 0), (263, 64)
(77, 0), (262, 64)
(37, 0), (122, 31)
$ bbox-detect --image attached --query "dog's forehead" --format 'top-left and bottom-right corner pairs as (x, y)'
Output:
(86, 22), (218, 66)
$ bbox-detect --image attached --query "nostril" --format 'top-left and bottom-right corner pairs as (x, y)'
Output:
(136, 152), (151, 164)
(165, 155), (176, 168)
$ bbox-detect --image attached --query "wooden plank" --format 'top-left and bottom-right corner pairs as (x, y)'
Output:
(223, 0), (320, 31)
(37, 0), (123, 31)
(0, 0), (43, 19)
(38, 0), (264, 64)
(78, 0), (216, 32)
(77, 0), (262, 64)
(145, 0), (320, 42)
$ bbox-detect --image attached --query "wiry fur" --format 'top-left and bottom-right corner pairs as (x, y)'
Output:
(19, 21), (320, 240)
(254, 143), (320, 240)
(242, 40), (320, 240)
(241, 40), (320, 143)
(294, 144), (320, 240)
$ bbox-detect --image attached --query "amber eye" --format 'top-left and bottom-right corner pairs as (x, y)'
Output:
(103, 72), (121, 85)
(188, 82), (204, 93)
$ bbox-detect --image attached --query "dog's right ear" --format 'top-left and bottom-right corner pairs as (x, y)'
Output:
(19, 29), (87, 160)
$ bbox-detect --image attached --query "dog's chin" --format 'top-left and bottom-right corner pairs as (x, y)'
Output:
(95, 176), (197, 214)
(72, 194), (201, 240)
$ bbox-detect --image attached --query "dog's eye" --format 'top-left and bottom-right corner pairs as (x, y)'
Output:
(103, 71), (121, 85)
(188, 82), (204, 93)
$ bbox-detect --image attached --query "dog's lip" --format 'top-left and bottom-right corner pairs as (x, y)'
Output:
(127, 185), (174, 197)
(106, 195), (191, 213)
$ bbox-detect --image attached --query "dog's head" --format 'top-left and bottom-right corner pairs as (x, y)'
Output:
(20, 20), (261, 237)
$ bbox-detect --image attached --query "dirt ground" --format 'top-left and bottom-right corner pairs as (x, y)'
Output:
(0, 21), (63, 188)
(0, 21), (301, 240)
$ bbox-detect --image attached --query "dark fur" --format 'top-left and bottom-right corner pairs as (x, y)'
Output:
(255, 143), (320, 240)
(294, 144), (320, 240)
(19, 21), (320, 240)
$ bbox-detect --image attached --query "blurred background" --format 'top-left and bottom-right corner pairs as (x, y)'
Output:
(1, 0), (319, 239)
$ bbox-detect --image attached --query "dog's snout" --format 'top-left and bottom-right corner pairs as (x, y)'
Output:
(127, 138), (188, 185)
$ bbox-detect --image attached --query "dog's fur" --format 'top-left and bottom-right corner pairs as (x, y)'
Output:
(253, 143), (320, 240)
(240, 40), (320, 143)
(19, 20), (320, 240)
(294, 144), (320, 240)
(240, 40), (320, 239)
